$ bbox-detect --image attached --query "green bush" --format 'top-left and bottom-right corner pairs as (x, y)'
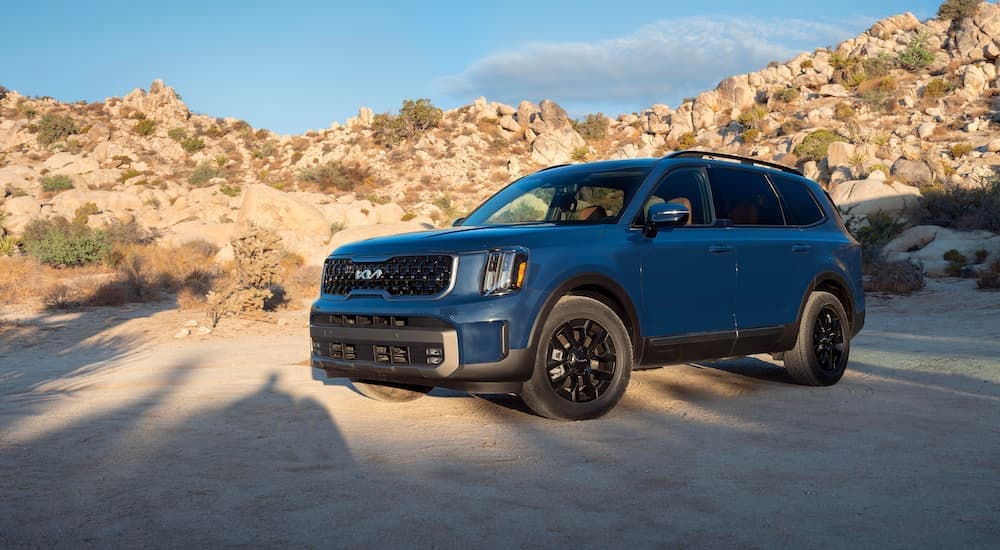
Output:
(916, 177), (1000, 232)
(167, 127), (188, 141)
(793, 129), (841, 162)
(570, 147), (589, 162)
(677, 132), (697, 149)
(41, 174), (74, 193)
(898, 34), (935, 71)
(188, 161), (222, 185)
(180, 136), (205, 153)
(924, 78), (954, 98)
(571, 113), (609, 141)
(938, 0), (982, 20)
(73, 202), (100, 225)
(371, 98), (443, 147)
(21, 216), (110, 266)
(773, 87), (800, 103)
(950, 143), (973, 158)
(220, 184), (242, 197)
(36, 114), (79, 146)
(298, 161), (370, 192)
(133, 118), (156, 136)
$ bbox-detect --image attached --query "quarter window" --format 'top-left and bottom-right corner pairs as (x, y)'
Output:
(770, 174), (825, 226)
(708, 167), (784, 226)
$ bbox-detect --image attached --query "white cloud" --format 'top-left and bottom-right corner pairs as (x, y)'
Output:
(437, 16), (869, 114)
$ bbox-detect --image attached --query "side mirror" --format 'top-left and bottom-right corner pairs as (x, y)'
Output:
(644, 202), (690, 238)
(452, 217), (466, 227)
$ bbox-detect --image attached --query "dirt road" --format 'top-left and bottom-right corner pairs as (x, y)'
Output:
(1, 279), (998, 548)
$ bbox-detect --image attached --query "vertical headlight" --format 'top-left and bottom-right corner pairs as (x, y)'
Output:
(482, 248), (528, 296)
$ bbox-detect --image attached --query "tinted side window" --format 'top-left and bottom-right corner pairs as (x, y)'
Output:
(708, 167), (783, 226)
(770, 174), (825, 226)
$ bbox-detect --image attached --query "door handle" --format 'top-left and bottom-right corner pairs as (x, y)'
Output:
(792, 243), (812, 253)
(709, 244), (733, 254)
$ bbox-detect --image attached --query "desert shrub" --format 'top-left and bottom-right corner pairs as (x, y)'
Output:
(73, 202), (99, 225)
(800, 59), (814, 69)
(132, 118), (156, 136)
(793, 129), (841, 162)
(741, 128), (760, 143)
(897, 33), (934, 71)
(834, 102), (855, 121)
(103, 218), (155, 247)
(252, 140), (278, 159)
(118, 168), (142, 183)
(778, 118), (805, 136)
(35, 114), (78, 145)
(571, 113), (609, 141)
(677, 132), (697, 149)
(0, 234), (19, 256)
(916, 177), (1000, 232)
(854, 211), (906, 253)
(943, 249), (969, 276)
(924, 78), (954, 98)
(978, 260), (1000, 289)
(865, 257), (925, 294)
(20, 216), (110, 266)
(180, 136), (205, 153)
(372, 98), (443, 147)
(974, 249), (989, 263)
(773, 87), (800, 103)
(40, 174), (74, 193)
(949, 143), (973, 158)
(167, 127), (188, 141)
(938, 0), (982, 20)
(188, 161), (222, 185)
(206, 227), (283, 325)
(220, 184), (242, 197)
(433, 194), (460, 223)
(570, 146), (589, 162)
(298, 161), (369, 192)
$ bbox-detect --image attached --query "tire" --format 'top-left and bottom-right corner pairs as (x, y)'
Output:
(351, 380), (432, 402)
(520, 296), (633, 421)
(783, 291), (851, 386)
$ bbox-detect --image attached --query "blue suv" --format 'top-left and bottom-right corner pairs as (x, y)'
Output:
(310, 151), (865, 420)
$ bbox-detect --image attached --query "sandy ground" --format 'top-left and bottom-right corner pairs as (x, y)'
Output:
(1, 279), (998, 549)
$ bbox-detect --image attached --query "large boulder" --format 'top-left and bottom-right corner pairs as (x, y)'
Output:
(890, 158), (933, 187)
(830, 176), (922, 220)
(237, 184), (328, 240)
(884, 225), (1000, 277)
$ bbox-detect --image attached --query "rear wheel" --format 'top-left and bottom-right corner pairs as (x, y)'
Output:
(521, 296), (633, 420)
(783, 291), (851, 386)
(351, 380), (432, 402)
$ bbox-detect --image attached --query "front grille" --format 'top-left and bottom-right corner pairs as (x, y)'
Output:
(322, 255), (454, 297)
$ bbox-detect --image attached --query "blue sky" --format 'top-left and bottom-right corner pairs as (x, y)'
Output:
(1, 1), (943, 134)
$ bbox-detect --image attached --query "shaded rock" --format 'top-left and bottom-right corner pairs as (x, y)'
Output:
(830, 177), (922, 220)
(891, 158), (933, 186)
(884, 225), (1000, 277)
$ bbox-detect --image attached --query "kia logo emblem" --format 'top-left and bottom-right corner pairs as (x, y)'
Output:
(354, 268), (384, 280)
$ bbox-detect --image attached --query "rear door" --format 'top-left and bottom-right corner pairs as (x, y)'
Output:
(705, 166), (814, 350)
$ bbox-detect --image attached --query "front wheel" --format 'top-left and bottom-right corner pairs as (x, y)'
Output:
(351, 380), (432, 402)
(783, 291), (851, 386)
(520, 296), (633, 420)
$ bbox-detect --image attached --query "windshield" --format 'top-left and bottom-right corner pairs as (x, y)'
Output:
(461, 164), (654, 226)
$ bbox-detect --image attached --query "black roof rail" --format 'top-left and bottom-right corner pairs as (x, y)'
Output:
(665, 150), (803, 177)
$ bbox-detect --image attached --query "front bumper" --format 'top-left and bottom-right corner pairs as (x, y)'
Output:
(309, 311), (534, 393)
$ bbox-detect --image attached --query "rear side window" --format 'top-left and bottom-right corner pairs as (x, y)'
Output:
(707, 167), (784, 226)
(770, 174), (825, 226)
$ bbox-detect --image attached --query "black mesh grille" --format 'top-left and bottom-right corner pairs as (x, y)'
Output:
(322, 255), (454, 297)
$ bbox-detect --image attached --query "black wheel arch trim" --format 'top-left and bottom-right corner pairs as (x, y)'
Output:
(793, 271), (859, 340)
(529, 273), (643, 363)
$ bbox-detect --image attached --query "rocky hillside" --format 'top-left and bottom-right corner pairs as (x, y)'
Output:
(2, 2), (1000, 268)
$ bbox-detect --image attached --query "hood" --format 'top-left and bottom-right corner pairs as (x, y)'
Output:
(330, 224), (611, 258)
